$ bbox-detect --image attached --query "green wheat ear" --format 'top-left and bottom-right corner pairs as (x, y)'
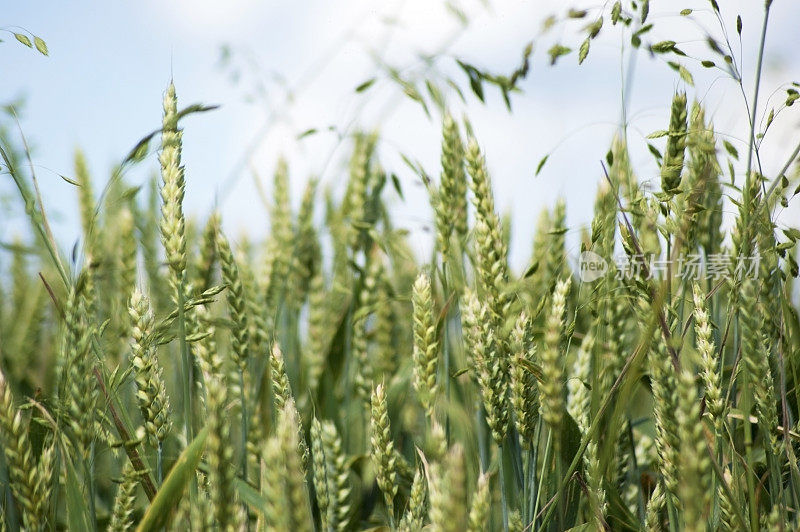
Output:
(412, 272), (439, 418)
(660, 91), (688, 195)
(0, 369), (51, 531)
(538, 277), (571, 446)
(158, 81), (188, 291)
(370, 382), (397, 520)
(129, 288), (172, 447)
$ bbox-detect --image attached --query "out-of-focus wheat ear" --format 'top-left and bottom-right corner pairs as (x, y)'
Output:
(740, 280), (780, 458)
(270, 343), (309, 470)
(216, 230), (250, 371)
(0, 368), (48, 530)
(660, 91), (688, 195)
(190, 304), (223, 394)
(74, 148), (97, 250)
(412, 272), (439, 418)
(467, 472), (491, 532)
(370, 383), (398, 522)
(425, 421), (448, 462)
(566, 332), (605, 524)
(373, 273), (396, 380)
(435, 112), (466, 258)
(108, 462), (139, 532)
(675, 370), (711, 531)
(310, 418), (331, 530)
(205, 370), (241, 531)
(319, 419), (352, 531)
(343, 133), (373, 250)
(261, 435), (292, 531)
(567, 333), (593, 433)
(194, 212), (219, 292)
(129, 288), (172, 447)
(649, 341), (680, 505)
(510, 311), (539, 448)
(158, 81), (188, 296)
(278, 402), (314, 532)
(717, 470), (737, 532)
(538, 277), (571, 448)
(304, 271), (329, 394)
(34, 439), (55, 527)
(270, 342), (293, 411)
(114, 207), (138, 354)
(428, 444), (467, 532)
(508, 510), (523, 532)
(692, 284), (725, 434)
(399, 466), (427, 531)
(685, 102), (723, 256)
(263, 158), (294, 308)
(644, 483), (665, 532)
(353, 248), (382, 401)
(289, 177), (321, 310)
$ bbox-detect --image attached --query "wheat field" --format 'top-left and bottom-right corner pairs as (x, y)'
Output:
(2, 1), (800, 531)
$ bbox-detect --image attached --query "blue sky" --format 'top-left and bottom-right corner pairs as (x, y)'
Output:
(2, 1), (799, 269)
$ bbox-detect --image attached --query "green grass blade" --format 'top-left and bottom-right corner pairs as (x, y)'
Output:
(135, 426), (209, 532)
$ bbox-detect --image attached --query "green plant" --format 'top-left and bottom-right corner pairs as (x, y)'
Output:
(1, 2), (800, 531)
